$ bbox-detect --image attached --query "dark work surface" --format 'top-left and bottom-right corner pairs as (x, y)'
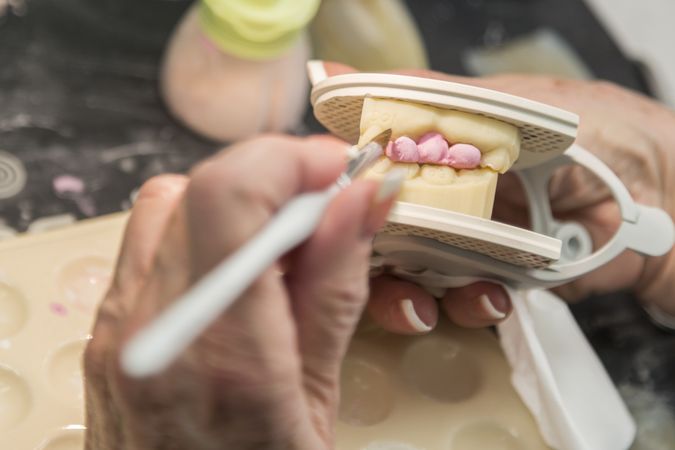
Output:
(1, 0), (673, 447)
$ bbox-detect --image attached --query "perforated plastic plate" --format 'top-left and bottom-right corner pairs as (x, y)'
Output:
(384, 202), (561, 269)
(310, 72), (579, 170)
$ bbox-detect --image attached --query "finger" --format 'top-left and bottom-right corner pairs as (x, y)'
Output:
(184, 135), (347, 276)
(285, 179), (396, 379)
(441, 282), (512, 328)
(553, 250), (644, 302)
(492, 173), (530, 228)
(88, 175), (187, 385)
(367, 276), (438, 334)
(321, 60), (481, 85)
(551, 201), (642, 302)
(112, 174), (188, 299)
(320, 60), (601, 108)
(276, 135), (353, 273)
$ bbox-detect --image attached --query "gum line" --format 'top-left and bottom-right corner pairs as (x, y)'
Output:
(370, 157), (497, 185)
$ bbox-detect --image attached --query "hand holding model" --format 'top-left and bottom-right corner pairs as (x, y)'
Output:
(85, 70), (675, 449)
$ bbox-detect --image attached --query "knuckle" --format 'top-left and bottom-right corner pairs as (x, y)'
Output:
(225, 134), (300, 165)
(189, 158), (286, 216)
(187, 134), (305, 208)
(189, 168), (272, 217)
(186, 163), (230, 206)
(318, 277), (370, 325)
(137, 174), (187, 202)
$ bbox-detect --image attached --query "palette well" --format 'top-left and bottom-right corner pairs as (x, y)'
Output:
(0, 213), (549, 449)
(337, 317), (550, 450)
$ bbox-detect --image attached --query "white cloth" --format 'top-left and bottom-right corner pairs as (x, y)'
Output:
(498, 288), (636, 450)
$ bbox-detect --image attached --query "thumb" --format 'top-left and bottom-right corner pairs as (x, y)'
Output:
(285, 180), (393, 384)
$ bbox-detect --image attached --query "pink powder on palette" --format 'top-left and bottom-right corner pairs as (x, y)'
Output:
(53, 175), (85, 195)
(50, 302), (68, 316)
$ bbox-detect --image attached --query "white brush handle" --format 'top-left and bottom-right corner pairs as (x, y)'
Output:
(121, 185), (339, 377)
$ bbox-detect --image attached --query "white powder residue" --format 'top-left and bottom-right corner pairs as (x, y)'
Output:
(621, 384), (675, 450)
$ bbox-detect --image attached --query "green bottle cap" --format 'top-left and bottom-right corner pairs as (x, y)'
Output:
(199, 0), (320, 60)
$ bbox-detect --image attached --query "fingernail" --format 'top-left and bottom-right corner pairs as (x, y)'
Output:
(306, 59), (328, 85)
(375, 169), (406, 203)
(400, 299), (432, 332)
(477, 294), (508, 320)
(362, 170), (405, 237)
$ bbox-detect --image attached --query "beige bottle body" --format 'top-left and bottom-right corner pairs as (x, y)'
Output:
(161, 5), (310, 142)
(311, 0), (428, 72)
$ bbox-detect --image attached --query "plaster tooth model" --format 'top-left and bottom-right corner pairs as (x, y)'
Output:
(359, 97), (521, 218)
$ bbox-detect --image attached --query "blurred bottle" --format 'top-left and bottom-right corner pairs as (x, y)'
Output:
(161, 0), (320, 142)
(310, 0), (428, 72)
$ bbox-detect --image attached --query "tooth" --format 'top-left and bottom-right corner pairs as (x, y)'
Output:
(456, 167), (498, 183)
(420, 164), (456, 184)
(391, 162), (420, 179)
(481, 149), (510, 173)
(371, 156), (393, 174)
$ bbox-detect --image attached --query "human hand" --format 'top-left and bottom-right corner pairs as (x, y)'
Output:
(84, 135), (396, 450)
(322, 62), (675, 332)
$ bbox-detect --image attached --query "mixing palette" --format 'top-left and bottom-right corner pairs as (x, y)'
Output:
(0, 213), (550, 449)
(0, 213), (127, 450)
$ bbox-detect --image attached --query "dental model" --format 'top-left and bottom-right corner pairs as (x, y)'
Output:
(359, 97), (521, 218)
(309, 68), (672, 279)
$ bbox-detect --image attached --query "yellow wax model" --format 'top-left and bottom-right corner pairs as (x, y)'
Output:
(359, 97), (521, 218)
